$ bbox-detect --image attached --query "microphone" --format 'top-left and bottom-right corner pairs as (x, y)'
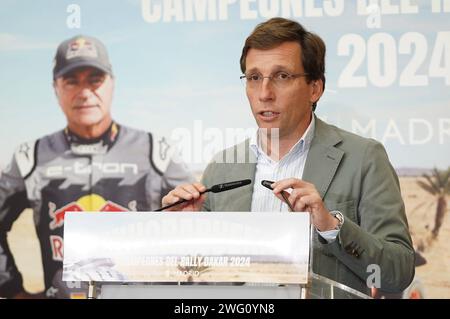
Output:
(261, 180), (274, 190)
(210, 179), (251, 193)
(261, 180), (295, 212)
(154, 179), (252, 211)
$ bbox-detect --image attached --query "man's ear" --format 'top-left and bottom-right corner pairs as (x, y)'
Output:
(310, 79), (324, 104)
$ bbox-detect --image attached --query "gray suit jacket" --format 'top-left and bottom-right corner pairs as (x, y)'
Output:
(201, 116), (414, 295)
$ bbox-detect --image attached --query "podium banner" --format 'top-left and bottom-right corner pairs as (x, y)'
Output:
(63, 212), (310, 284)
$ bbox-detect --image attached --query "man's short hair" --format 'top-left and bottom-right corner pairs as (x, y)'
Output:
(240, 17), (326, 110)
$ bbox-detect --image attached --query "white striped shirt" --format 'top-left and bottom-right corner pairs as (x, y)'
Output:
(249, 116), (339, 242)
(250, 117), (315, 212)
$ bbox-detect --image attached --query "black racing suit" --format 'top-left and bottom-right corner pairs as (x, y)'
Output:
(0, 123), (194, 298)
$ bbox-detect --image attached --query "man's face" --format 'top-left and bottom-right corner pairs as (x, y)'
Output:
(244, 41), (322, 140)
(54, 67), (114, 132)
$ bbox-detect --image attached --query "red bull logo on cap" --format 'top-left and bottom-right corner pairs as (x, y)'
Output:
(49, 194), (128, 230)
(66, 37), (98, 59)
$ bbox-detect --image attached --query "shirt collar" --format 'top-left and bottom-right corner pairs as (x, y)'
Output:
(64, 122), (120, 155)
(250, 115), (315, 161)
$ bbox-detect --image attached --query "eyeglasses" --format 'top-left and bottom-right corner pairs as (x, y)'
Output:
(240, 71), (309, 89)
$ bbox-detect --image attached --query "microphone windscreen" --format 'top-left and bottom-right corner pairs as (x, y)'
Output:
(261, 180), (275, 190)
(210, 179), (251, 193)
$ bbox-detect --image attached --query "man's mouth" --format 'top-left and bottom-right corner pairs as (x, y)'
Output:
(258, 111), (280, 120)
(74, 104), (97, 110)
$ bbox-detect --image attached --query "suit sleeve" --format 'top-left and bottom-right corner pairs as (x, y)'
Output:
(320, 140), (415, 293)
(0, 156), (30, 297)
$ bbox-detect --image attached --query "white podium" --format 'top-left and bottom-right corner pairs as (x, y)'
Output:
(62, 212), (370, 299)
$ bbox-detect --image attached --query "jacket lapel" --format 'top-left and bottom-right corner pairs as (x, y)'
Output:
(302, 117), (344, 199)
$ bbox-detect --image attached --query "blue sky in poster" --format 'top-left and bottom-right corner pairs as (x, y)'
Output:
(0, 0), (449, 170)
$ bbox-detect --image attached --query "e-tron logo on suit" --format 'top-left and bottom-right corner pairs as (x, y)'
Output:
(46, 161), (138, 177)
(48, 194), (131, 230)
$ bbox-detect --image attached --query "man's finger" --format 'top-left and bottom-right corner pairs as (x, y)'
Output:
(181, 184), (202, 199)
(292, 197), (307, 212)
(173, 187), (195, 201)
(272, 178), (305, 193)
(287, 188), (310, 204)
(162, 191), (183, 205)
(192, 182), (207, 193)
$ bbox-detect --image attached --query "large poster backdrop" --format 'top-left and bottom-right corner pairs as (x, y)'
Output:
(1, 1), (449, 298)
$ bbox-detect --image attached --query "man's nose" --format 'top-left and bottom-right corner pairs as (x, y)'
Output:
(77, 85), (94, 98)
(258, 78), (275, 101)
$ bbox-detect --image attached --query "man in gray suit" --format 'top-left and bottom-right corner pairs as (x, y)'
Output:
(162, 18), (414, 296)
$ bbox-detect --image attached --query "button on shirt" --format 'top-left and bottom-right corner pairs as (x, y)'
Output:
(249, 117), (339, 242)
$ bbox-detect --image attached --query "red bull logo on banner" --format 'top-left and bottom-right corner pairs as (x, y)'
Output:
(49, 194), (128, 230)
(50, 235), (64, 261)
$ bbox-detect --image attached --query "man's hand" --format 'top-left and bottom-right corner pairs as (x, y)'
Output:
(161, 183), (206, 211)
(271, 178), (339, 231)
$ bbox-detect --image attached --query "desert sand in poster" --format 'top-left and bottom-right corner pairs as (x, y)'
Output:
(106, 261), (308, 284)
(7, 176), (450, 298)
